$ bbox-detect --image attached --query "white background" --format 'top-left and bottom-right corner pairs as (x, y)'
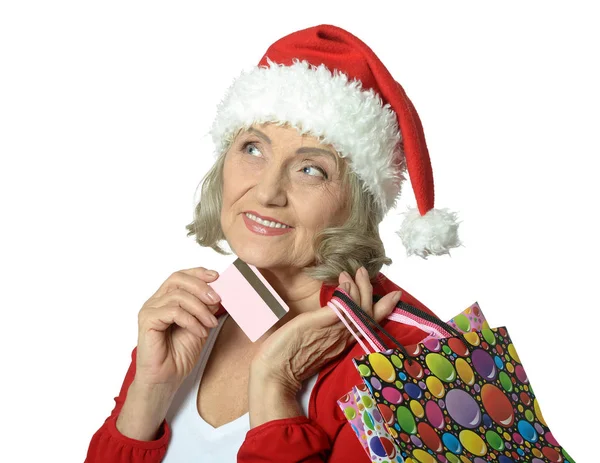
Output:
(1, 1), (597, 462)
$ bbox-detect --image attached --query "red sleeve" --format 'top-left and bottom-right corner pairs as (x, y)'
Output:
(84, 347), (171, 463)
(328, 420), (374, 462)
(235, 407), (376, 463)
(237, 416), (331, 462)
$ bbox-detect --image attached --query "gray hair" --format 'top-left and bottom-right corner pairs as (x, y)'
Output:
(185, 128), (393, 285)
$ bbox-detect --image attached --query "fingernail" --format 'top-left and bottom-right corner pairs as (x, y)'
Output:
(343, 282), (351, 292)
(393, 291), (402, 302)
(207, 290), (221, 303)
(209, 315), (219, 327)
(207, 270), (217, 277)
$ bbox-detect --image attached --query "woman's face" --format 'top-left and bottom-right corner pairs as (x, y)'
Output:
(221, 123), (349, 270)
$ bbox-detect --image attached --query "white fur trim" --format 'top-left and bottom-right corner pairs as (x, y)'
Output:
(396, 207), (462, 259)
(210, 58), (406, 213)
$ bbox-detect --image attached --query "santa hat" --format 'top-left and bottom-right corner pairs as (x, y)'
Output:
(210, 24), (462, 258)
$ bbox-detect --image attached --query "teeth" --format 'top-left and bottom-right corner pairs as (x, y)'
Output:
(245, 213), (289, 228)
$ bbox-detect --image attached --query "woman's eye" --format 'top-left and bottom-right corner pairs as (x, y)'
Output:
(241, 141), (328, 179)
(242, 142), (262, 156)
(302, 165), (328, 179)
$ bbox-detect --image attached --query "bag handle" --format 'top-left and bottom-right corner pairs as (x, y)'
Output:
(331, 296), (390, 352)
(327, 299), (383, 354)
(330, 289), (470, 360)
(373, 293), (466, 340)
(331, 289), (415, 362)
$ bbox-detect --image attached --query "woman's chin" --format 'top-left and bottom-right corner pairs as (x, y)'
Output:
(232, 246), (276, 267)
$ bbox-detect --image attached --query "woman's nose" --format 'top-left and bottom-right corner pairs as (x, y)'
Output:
(254, 166), (288, 207)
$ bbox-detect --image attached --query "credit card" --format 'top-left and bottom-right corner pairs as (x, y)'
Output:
(208, 258), (290, 342)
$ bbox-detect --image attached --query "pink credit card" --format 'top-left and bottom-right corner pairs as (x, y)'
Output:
(207, 258), (290, 342)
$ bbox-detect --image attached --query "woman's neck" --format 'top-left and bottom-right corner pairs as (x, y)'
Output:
(255, 266), (326, 317)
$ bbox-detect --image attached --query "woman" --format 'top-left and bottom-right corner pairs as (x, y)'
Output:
(85, 24), (461, 462)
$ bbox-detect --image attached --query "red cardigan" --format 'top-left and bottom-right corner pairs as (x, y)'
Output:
(84, 273), (435, 462)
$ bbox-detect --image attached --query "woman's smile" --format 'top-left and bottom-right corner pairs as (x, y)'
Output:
(242, 212), (294, 236)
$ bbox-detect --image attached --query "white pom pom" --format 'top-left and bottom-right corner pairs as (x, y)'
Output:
(396, 207), (462, 259)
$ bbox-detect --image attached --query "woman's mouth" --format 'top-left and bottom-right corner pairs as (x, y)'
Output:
(242, 213), (293, 236)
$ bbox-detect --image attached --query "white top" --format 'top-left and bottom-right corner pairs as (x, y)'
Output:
(162, 314), (318, 462)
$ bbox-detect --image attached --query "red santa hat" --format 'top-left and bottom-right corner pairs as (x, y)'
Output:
(210, 24), (462, 258)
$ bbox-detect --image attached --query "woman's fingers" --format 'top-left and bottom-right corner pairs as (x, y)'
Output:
(338, 267), (373, 316)
(153, 268), (222, 313)
(339, 271), (361, 305)
(354, 266), (373, 315)
(163, 305), (209, 338)
(373, 290), (402, 323)
(159, 289), (219, 329)
(331, 268), (400, 345)
(152, 267), (221, 313)
(139, 300), (209, 338)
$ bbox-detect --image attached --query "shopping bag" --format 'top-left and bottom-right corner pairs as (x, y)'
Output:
(337, 302), (488, 462)
(337, 384), (370, 455)
(337, 383), (404, 463)
(328, 289), (576, 463)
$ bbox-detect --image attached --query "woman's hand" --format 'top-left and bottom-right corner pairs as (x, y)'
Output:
(248, 266), (401, 426)
(117, 267), (223, 441)
(134, 267), (223, 390)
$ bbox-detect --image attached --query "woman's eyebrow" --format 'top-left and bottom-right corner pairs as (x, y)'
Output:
(246, 127), (339, 167)
(247, 127), (272, 144)
(296, 147), (338, 164)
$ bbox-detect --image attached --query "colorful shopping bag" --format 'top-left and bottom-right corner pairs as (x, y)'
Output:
(337, 302), (489, 463)
(337, 383), (404, 462)
(337, 384), (370, 455)
(328, 289), (576, 463)
(337, 302), (488, 462)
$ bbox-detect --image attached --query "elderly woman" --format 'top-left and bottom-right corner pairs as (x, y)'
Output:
(85, 24), (461, 463)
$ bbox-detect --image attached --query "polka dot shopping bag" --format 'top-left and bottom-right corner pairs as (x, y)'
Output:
(328, 289), (576, 463)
